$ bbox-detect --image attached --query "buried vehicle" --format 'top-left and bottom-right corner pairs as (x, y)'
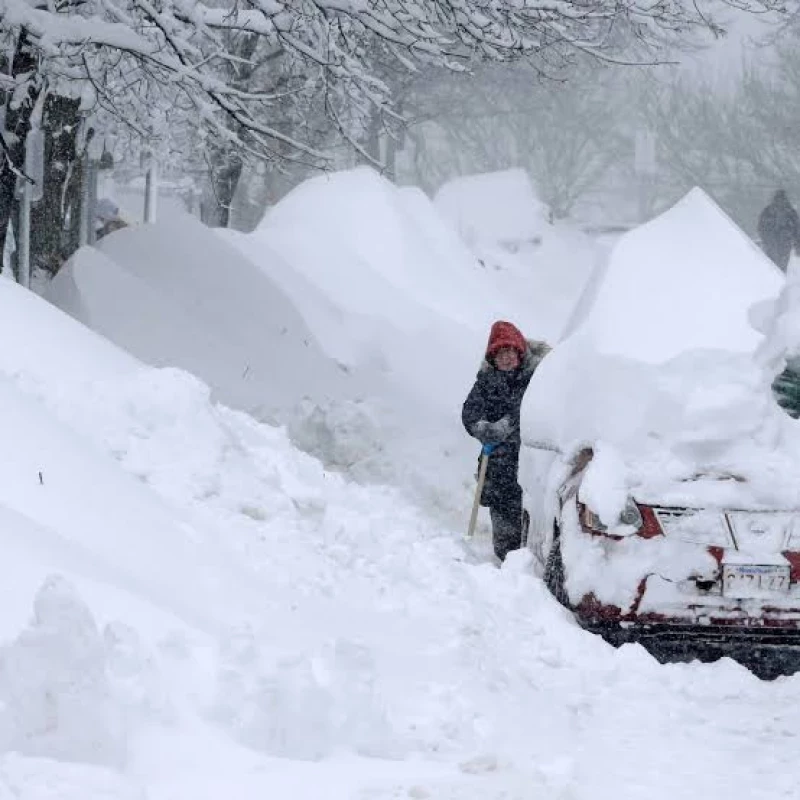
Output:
(521, 188), (794, 678)
(538, 449), (800, 679)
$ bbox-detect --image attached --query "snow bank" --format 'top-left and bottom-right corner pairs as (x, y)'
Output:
(434, 169), (549, 247)
(434, 169), (599, 342)
(217, 230), (365, 368)
(51, 171), (571, 527)
(225, 168), (540, 523)
(45, 213), (349, 421)
(0, 172), (796, 800)
(0, 577), (125, 766)
(249, 167), (509, 333)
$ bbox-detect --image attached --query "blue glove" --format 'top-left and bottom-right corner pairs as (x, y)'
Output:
(482, 442), (498, 456)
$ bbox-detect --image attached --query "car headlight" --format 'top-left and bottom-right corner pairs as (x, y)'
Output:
(581, 498), (645, 537)
(619, 498), (643, 529)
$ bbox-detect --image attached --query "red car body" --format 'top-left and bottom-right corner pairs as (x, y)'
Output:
(540, 450), (800, 679)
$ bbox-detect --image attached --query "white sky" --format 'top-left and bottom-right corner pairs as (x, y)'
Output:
(682, 7), (779, 77)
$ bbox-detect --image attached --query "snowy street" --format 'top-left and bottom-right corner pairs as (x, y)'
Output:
(0, 310), (796, 800)
(3, 0), (800, 786)
(0, 166), (792, 799)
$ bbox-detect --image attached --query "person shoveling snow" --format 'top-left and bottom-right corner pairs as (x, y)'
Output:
(462, 320), (550, 561)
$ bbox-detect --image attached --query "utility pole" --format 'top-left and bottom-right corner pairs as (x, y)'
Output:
(17, 178), (30, 289)
(144, 155), (158, 223)
(79, 149), (91, 248)
(15, 124), (44, 289)
(634, 128), (657, 224)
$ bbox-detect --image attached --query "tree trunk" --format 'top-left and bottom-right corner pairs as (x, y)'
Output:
(0, 162), (18, 274)
(358, 108), (382, 167)
(216, 157), (243, 228)
(30, 95), (83, 274)
(201, 147), (244, 228)
(0, 32), (38, 270)
(383, 101), (405, 181)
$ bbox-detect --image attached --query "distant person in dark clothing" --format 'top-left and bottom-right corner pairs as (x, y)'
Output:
(94, 198), (129, 241)
(758, 190), (800, 272)
(462, 321), (550, 561)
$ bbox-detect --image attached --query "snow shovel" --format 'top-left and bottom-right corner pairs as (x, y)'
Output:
(465, 438), (561, 540)
(466, 442), (497, 540)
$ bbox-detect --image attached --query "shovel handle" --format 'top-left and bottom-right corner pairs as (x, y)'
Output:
(466, 451), (491, 539)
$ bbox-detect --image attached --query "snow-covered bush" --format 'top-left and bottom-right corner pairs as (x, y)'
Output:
(0, 577), (126, 767)
(104, 622), (173, 726)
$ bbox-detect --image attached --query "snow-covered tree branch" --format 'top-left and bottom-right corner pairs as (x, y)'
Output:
(0, 0), (780, 261)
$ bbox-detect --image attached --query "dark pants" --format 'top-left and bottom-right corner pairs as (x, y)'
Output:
(480, 444), (524, 561)
(763, 239), (792, 272)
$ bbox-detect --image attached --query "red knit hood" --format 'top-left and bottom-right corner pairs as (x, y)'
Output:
(485, 321), (526, 360)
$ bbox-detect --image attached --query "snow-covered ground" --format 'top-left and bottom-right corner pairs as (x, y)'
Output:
(5, 170), (797, 799)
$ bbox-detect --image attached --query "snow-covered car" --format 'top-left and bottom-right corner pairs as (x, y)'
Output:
(522, 188), (795, 678)
(539, 448), (800, 679)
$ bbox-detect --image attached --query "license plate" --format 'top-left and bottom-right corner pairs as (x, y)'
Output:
(722, 564), (790, 598)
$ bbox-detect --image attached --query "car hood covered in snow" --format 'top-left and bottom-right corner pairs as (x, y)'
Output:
(522, 188), (800, 517)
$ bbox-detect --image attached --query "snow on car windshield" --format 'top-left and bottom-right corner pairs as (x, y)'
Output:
(522, 188), (800, 517)
(434, 168), (549, 248)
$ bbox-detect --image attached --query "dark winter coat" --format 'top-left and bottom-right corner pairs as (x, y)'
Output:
(462, 345), (543, 447)
(758, 191), (800, 271)
(462, 338), (549, 511)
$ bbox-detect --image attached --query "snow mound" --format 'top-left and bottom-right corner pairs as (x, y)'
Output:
(524, 188), (796, 511)
(226, 167), (541, 524)
(569, 187), (784, 362)
(0, 576), (126, 767)
(253, 166), (506, 333)
(434, 169), (599, 342)
(434, 169), (549, 247)
(47, 184), (490, 528)
(45, 213), (348, 420)
(218, 229), (365, 368)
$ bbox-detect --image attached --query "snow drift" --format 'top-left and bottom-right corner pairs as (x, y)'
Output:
(523, 188), (796, 515)
(562, 187), (784, 361)
(0, 172), (794, 800)
(223, 167), (599, 524)
(434, 168), (549, 248)
(45, 213), (351, 422)
(256, 167), (508, 332)
(434, 169), (600, 342)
